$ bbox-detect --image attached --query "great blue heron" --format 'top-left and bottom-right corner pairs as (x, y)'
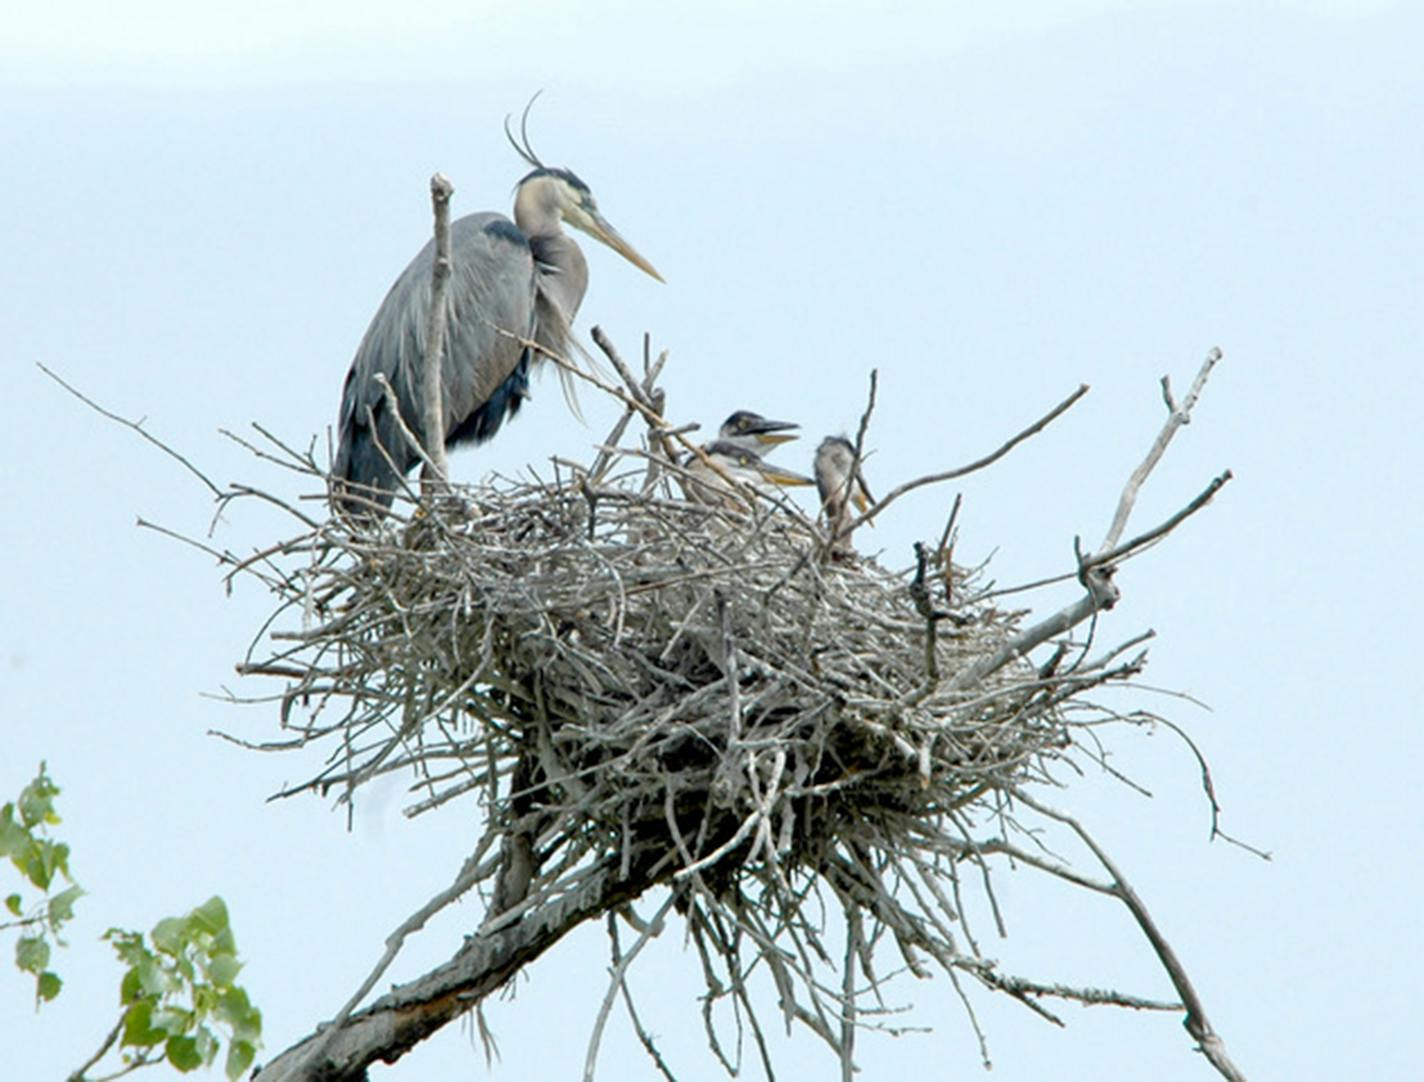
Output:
(715, 410), (800, 456)
(815, 436), (874, 553)
(333, 111), (662, 511)
(683, 440), (815, 510)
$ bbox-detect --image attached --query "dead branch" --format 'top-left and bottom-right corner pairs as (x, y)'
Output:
(38, 362), (224, 497)
(420, 173), (454, 495)
(253, 865), (650, 1082)
(848, 382), (1090, 532)
(1011, 790), (1246, 1082)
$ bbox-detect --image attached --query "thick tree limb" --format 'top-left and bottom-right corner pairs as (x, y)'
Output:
(253, 864), (653, 1081)
(297, 840), (497, 1072)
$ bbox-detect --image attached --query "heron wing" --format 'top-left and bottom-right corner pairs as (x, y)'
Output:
(334, 213), (537, 496)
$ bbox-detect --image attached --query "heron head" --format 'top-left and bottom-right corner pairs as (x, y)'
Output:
(513, 167), (663, 283)
(506, 95), (663, 283)
(720, 410), (801, 451)
(559, 176), (664, 284)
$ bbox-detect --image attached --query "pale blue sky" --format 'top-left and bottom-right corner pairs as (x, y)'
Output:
(4, 3), (1421, 1079)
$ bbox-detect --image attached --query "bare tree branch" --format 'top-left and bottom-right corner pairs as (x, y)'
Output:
(297, 838), (497, 1073)
(254, 864), (654, 1081)
(420, 173), (454, 496)
(848, 382), (1090, 532)
(38, 362), (224, 497)
(1011, 789), (1247, 1082)
(1098, 347), (1221, 554)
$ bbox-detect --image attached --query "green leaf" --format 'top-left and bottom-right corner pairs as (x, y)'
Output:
(137, 956), (169, 998)
(105, 927), (143, 958)
(19, 840), (55, 892)
(4, 893), (21, 916)
(166, 1034), (203, 1072)
(47, 884), (84, 927)
(152, 1006), (194, 1036)
(17, 767), (59, 829)
(15, 934), (50, 975)
(225, 1039), (257, 1081)
(194, 1025), (218, 1062)
(48, 840), (72, 883)
(214, 986), (251, 1025)
(191, 896), (230, 937)
(207, 952), (242, 988)
(122, 1001), (166, 1048)
(0, 811), (23, 860)
(151, 916), (187, 955)
(223, 1036), (257, 1076)
(242, 1005), (263, 1043)
(213, 926), (237, 955)
(120, 966), (144, 1005)
(174, 954), (196, 985)
(214, 987), (262, 1044)
(36, 970), (62, 1002)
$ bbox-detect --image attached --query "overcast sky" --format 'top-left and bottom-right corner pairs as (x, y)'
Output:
(4, 3), (1421, 1079)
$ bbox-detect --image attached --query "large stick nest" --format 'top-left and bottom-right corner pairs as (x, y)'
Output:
(304, 471), (1044, 879)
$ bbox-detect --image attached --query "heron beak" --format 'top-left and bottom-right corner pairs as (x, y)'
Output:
(851, 489), (871, 513)
(757, 464), (816, 488)
(750, 419), (800, 447)
(585, 210), (664, 283)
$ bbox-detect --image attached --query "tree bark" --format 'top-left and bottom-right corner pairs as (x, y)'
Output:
(253, 865), (646, 1081)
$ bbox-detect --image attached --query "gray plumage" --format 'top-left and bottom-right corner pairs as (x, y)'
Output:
(815, 436), (874, 551)
(333, 139), (660, 512)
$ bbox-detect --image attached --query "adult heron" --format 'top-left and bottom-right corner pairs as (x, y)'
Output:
(333, 113), (662, 511)
(715, 410), (800, 456)
(814, 436), (874, 553)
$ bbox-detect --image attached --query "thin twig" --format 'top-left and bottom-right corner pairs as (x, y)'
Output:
(848, 382), (1089, 532)
(584, 894), (675, 1082)
(38, 362), (224, 497)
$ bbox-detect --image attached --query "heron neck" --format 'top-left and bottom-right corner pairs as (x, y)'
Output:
(513, 176), (564, 239)
(531, 232), (589, 343)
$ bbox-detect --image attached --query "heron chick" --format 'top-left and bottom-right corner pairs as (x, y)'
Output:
(683, 440), (815, 511)
(815, 436), (874, 554)
(333, 108), (661, 513)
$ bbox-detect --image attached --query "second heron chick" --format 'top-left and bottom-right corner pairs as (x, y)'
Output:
(815, 436), (874, 553)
